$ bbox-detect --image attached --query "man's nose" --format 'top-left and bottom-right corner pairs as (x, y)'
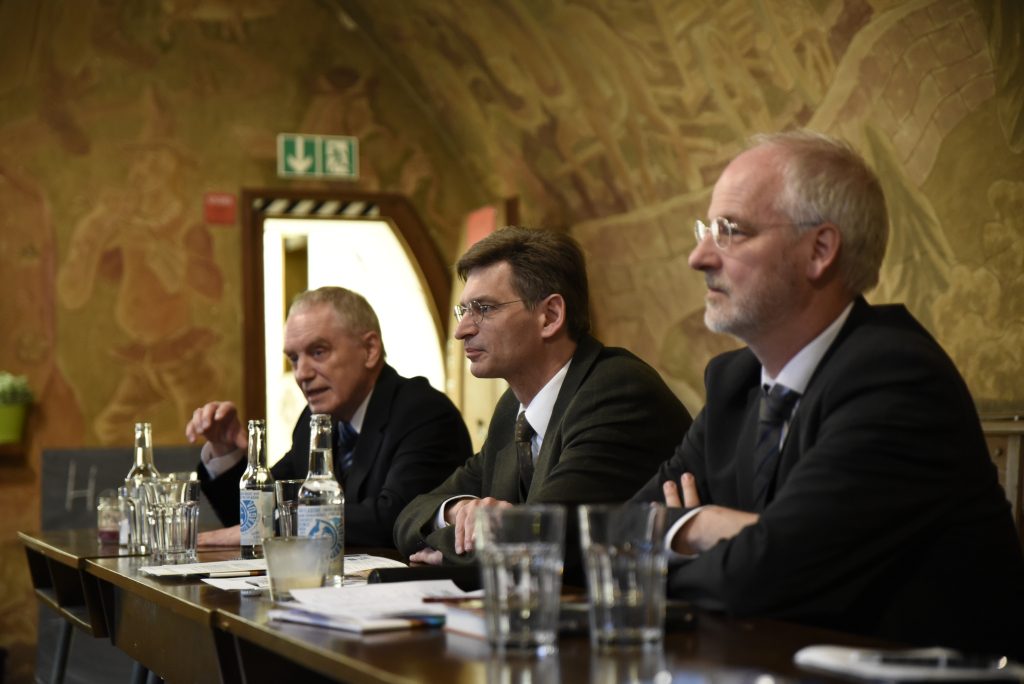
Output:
(688, 233), (721, 271)
(453, 315), (476, 341)
(293, 356), (314, 380)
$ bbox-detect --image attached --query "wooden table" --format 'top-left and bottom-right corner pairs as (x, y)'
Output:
(19, 529), (143, 683)
(86, 551), (241, 684)
(212, 596), (890, 684)
(22, 530), (890, 683)
(19, 528), (131, 638)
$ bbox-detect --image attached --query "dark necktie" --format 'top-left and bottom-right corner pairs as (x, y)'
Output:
(334, 421), (359, 478)
(752, 384), (801, 511)
(515, 413), (536, 499)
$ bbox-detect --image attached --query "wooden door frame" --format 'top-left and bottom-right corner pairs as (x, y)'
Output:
(240, 188), (450, 419)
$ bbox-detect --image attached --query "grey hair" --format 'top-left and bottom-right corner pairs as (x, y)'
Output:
(289, 286), (386, 356)
(751, 130), (889, 294)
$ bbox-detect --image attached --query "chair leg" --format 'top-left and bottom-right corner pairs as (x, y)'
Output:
(130, 662), (148, 684)
(49, 621), (72, 684)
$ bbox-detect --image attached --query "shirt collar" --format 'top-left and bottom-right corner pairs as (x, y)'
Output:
(345, 386), (373, 434)
(519, 359), (571, 448)
(762, 302), (854, 393)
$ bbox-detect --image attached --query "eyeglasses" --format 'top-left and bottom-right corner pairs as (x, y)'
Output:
(694, 217), (747, 250)
(453, 299), (523, 324)
(694, 217), (820, 249)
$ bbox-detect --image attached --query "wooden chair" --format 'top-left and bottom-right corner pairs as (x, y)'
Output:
(982, 415), (1024, 549)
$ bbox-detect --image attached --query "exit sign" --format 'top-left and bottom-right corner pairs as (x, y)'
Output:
(276, 133), (359, 179)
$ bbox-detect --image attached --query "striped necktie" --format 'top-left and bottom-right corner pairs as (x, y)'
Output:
(334, 421), (359, 478)
(751, 384), (800, 511)
(515, 412), (536, 500)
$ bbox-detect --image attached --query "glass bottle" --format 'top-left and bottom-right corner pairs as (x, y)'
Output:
(239, 419), (275, 559)
(125, 421), (161, 553)
(297, 414), (345, 586)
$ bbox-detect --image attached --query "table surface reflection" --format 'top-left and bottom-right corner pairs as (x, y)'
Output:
(22, 530), (892, 684)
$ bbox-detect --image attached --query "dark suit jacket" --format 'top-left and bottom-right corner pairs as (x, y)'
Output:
(633, 298), (1024, 657)
(395, 334), (691, 562)
(199, 365), (472, 547)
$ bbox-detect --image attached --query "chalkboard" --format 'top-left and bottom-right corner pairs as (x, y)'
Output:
(40, 446), (217, 531)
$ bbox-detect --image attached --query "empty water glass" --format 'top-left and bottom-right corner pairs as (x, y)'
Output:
(273, 479), (305, 537)
(476, 505), (566, 656)
(578, 504), (668, 648)
(144, 478), (201, 563)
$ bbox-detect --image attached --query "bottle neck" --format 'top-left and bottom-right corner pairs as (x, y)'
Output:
(247, 423), (268, 470)
(134, 445), (154, 468)
(306, 445), (335, 478)
(133, 423), (155, 467)
(306, 414), (335, 478)
(128, 423), (158, 480)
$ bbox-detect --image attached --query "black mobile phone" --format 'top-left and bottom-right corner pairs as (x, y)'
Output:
(558, 600), (697, 635)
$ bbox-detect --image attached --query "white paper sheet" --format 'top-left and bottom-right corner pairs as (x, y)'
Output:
(268, 579), (472, 633)
(143, 553), (406, 579)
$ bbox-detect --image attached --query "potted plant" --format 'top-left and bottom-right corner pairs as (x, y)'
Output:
(0, 371), (33, 444)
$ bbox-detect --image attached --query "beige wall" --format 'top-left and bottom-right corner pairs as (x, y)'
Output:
(1, 0), (1020, 680)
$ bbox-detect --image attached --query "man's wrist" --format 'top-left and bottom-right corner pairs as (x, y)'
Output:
(434, 495), (477, 530)
(665, 505), (705, 559)
(208, 441), (242, 459)
(443, 498), (469, 525)
(200, 443), (244, 479)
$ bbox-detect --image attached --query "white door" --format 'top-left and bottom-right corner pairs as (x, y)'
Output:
(262, 217), (445, 463)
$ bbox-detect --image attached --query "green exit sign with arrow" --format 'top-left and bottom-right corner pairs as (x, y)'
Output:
(276, 133), (359, 179)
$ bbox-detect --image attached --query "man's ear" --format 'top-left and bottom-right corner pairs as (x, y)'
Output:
(361, 331), (383, 368)
(538, 294), (567, 340)
(806, 223), (841, 281)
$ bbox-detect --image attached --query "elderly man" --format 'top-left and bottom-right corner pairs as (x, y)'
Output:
(396, 227), (689, 563)
(633, 130), (1024, 657)
(187, 286), (471, 548)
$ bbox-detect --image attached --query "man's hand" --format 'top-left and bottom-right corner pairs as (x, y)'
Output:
(409, 548), (443, 565)
(663, 473), (758, 555)
(198, 525), (240, 547)
(185, 401), (247, 457)
(445, 497), (512, 555)
(663, 472), (702, 507)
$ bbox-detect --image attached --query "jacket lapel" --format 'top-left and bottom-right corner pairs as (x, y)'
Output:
(495, 439), (524, 502)
(736, 384), (762, 508)
(343, 365), (398, 496)
(527, 335), (602, 500)
(764, 297), (867, 500)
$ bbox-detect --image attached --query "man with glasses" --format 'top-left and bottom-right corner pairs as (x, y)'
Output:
(396, 227), (690, 563)
(632, 130), (1024, 656)
(186, 286), (472, 548)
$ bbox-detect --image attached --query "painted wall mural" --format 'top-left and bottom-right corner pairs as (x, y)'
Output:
(344, 0), (1022, 414)
(0, 0), (1020, 680)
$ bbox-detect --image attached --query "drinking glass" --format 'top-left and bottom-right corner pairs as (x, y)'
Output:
(578, 504), (668, 648)
(144, 478), (201, 563)
(476, 505), (566, 656)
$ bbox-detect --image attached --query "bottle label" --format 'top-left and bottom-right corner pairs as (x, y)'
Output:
(256, 490), (275, 542)
(297, 504), (343, 560)
(239, 490), (263, 545)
